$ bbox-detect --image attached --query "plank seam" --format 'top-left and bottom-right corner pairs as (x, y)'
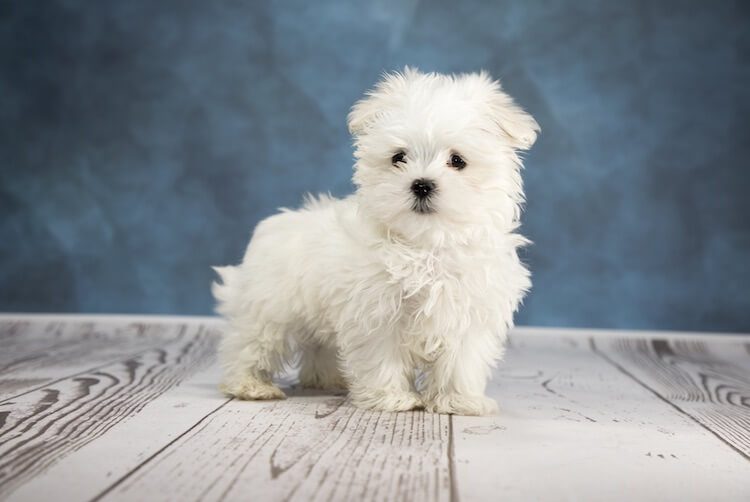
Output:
(448, 414), (459, 502)
(88, 397), (233, 502)
(589, 338), (750, 462)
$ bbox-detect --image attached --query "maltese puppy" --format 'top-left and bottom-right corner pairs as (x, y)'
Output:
(213, 68), (538, 415)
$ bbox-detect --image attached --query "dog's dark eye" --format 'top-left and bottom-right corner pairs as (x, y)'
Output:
(449, 153), (466, 170)
(391, 151), (406, 166)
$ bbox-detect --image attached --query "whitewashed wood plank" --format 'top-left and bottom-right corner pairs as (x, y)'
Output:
(452, 331), (750, 502)
(99, 393), (451, 502)
(512, 326), (748, 343)
(0, 314), (226, 325)
(0, 322), (219, 499)
(0, 320), (195, 400)
(595, 336), (750, 459)
(3, 316), (748, 502)
(2, 316), (450, 502)
(5, 356), (230, 502)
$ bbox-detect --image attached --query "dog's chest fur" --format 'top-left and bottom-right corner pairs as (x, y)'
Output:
(380, 239), (512, 361)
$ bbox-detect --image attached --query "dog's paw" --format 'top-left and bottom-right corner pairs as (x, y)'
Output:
(220, 377), (286, 400)
(425, 393), (497, 416)
(351, 389), (424, 412)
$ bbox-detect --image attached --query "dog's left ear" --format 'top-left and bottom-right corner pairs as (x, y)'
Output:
(476, 73), (540, 150)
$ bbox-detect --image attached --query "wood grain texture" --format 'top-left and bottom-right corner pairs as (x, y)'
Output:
(0, 317), (451, 502)
(0, 320), (194, 400)
(0, 319), (219, 499)
(6, 360), (230, 502)
(0, 316), (748, 502)
(594, 336), (750, 459)
(452, 332), (750, 502)
(101, 392), (451, 502)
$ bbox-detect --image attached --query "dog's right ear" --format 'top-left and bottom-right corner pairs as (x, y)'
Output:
(348, 69), (418, 136)
(347, 94), (380, 136)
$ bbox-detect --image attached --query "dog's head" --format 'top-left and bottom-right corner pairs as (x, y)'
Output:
(349, 68), (539, 246)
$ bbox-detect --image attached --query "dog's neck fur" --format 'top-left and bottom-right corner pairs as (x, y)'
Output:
(353, 198), (521, 252)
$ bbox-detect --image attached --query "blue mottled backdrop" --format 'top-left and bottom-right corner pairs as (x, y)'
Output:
(1, 1), (749, 332)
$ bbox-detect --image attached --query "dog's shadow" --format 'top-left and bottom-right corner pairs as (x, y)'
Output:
(191, 375), (348, 401)
(274, 371), (348, 399)
(281, 384), (348, 398)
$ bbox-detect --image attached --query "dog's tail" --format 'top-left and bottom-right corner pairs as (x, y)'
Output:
(211, 265), (239, 317)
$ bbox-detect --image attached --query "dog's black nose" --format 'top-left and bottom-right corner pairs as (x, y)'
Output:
(411, 178), (436, 199)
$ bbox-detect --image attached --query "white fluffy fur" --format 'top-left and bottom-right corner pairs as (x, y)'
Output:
(213, 69), (538, 415)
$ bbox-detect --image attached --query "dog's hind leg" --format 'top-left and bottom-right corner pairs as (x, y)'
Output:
(218, 322), (290, 400)
(299, 342), (347, 390)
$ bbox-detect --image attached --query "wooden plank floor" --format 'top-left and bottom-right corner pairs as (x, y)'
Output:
(0, 316), (748, 501)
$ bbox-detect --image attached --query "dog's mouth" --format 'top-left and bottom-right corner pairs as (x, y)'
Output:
(411, 198), (436, 214)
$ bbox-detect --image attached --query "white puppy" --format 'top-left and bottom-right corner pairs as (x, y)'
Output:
(213, 68), (538, 415)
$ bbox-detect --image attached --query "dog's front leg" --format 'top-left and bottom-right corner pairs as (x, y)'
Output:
(422, 331), (502, 416)
(340, 331), (422, 412)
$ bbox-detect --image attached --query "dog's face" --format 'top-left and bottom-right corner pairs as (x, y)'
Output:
(349, 69), (539, 245)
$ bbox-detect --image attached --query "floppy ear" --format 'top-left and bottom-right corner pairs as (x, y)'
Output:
(481, 75), (540, 150)
(491, 98), (540, 150)
(348, 69), (417, 136)
(347, 93), (381, 136)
